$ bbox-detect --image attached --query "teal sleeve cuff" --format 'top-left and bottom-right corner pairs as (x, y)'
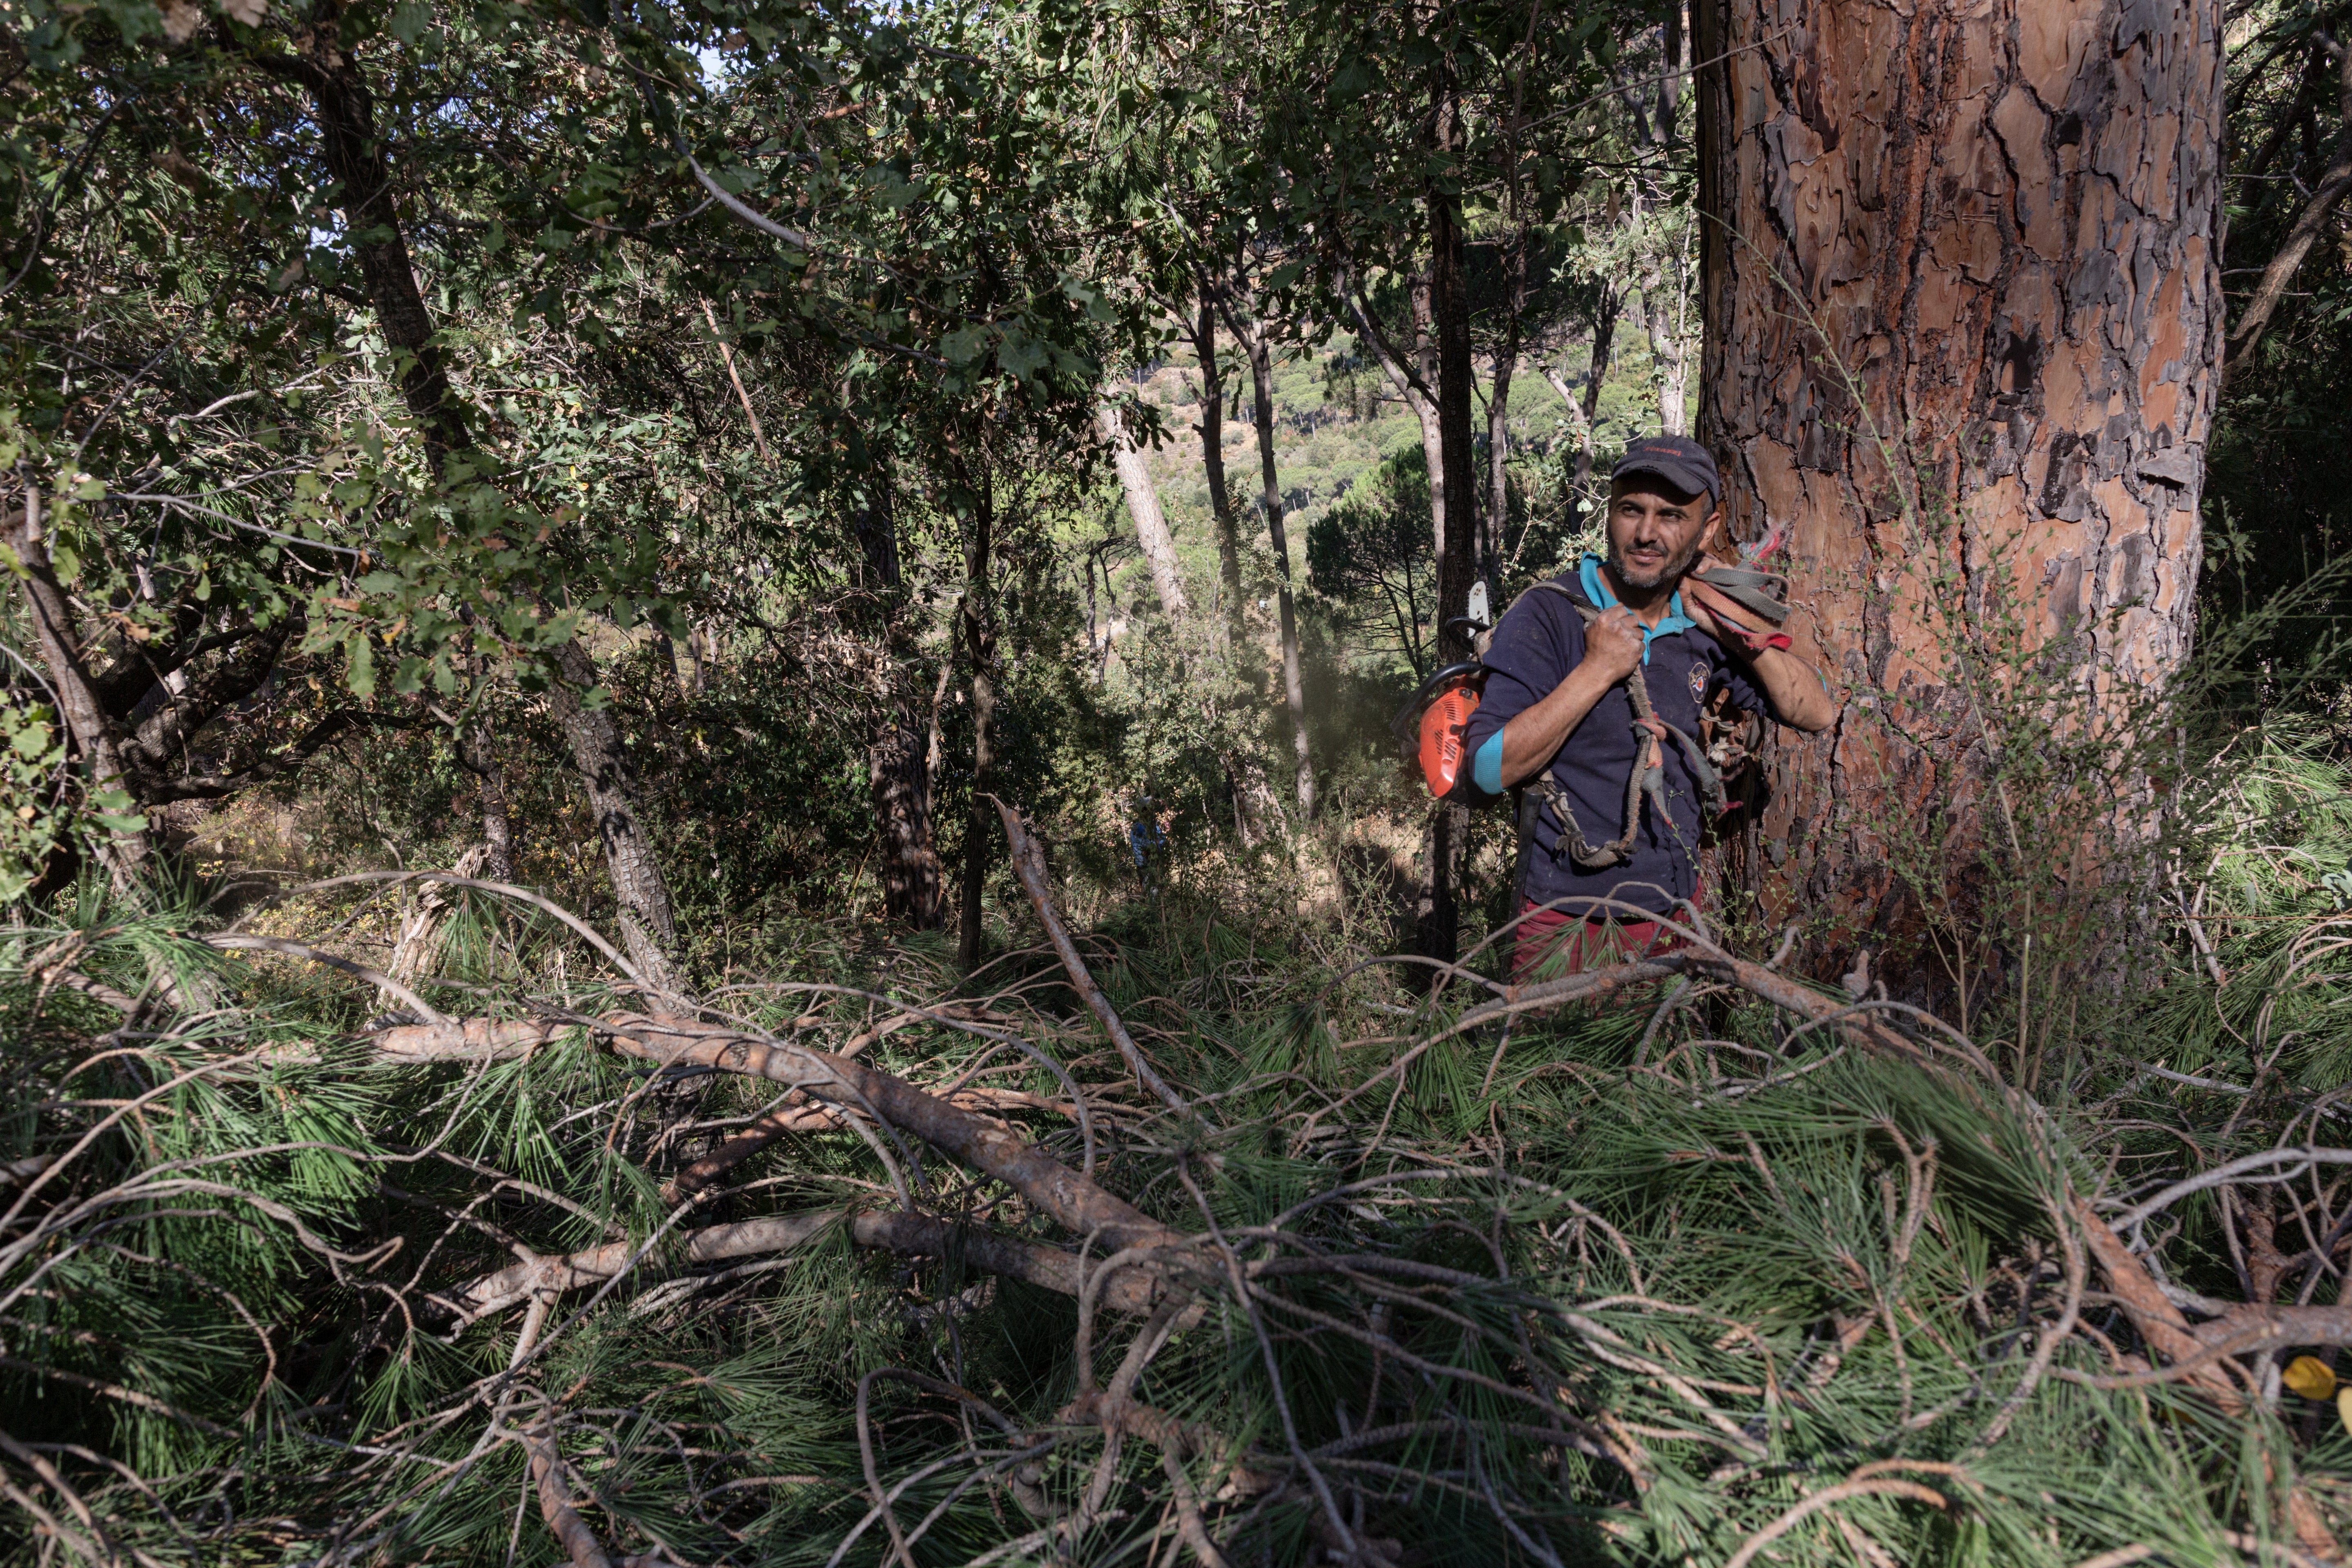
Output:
(1473, 729), (1505, 796)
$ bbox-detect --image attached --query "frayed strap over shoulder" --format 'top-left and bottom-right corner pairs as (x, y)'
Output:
(1687, 564), (1791, 627)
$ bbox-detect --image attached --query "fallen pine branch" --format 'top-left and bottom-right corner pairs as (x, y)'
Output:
(372, 1010), (1184, 1254)
(991, 797), (1189, 1118)
(441, 1209), (1178, 1323)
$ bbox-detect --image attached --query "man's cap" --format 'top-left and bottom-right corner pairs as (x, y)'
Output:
(1610, 435), (1719, 503)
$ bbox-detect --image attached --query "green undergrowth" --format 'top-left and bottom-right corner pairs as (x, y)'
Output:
(4, 728), (2352, 1566)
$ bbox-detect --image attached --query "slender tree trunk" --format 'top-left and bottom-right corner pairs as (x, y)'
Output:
(1645, 6), (1691, 439)
(852, 483), (942, 929)
(1192, 291), (1247, 653)
(1240, 321), (1315, 818)
(272, 17), (699, 964)
(1420, 68), (1481, 971)
(472, 733), (515, 882)
(1340, 271), (1445, 575)
(261, 8), (468, 462)
(1103, 394), (1273, 844)
(1487, 232), (1529, 586)
(455, 653), (516, 883)
(1645, 278), (1688, 437)
(548, 639), (681, 991)
(2226, 42), (2352, 370)
(6, 484), (149, 884)
(1570, 294), (1619, 526)
(1411, 270), (1449, 568)
(870, 711), (942, 927)
(1695, 0), (2223, 988)
(1098, 403), (1193, 624)
(958, 477), (998, 969)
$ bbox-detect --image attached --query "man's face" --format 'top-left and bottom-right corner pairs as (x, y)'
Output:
(1606, 478), (1715, 592)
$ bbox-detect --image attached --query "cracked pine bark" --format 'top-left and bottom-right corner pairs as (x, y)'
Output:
(1694, 0), (2223, 976)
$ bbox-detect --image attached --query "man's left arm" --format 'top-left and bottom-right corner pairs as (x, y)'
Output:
(1681, 579), (1835, 733)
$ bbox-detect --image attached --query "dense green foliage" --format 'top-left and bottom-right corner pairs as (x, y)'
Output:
(7, 0), (2352, 1564)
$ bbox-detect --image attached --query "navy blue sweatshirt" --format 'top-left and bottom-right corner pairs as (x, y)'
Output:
(1461, 556), (1764, 916)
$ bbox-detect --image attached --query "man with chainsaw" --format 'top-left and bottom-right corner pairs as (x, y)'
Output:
(1459, 435), (1833, 976)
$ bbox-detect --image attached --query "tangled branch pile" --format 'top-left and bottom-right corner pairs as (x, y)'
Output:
(4, 799), (2351, 1566)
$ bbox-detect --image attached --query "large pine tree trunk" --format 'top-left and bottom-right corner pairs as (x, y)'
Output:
(1695, 0), (2223, 984)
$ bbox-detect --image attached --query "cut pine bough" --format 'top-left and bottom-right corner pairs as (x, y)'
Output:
(11, 831), (2352, 1568)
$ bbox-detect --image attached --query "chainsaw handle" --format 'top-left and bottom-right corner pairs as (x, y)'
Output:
(1390, 659), (1486, 747)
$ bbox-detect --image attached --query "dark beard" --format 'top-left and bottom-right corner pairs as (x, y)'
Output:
(1607, 537), (1703, 592)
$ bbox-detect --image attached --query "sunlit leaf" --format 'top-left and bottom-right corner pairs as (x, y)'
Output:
(2283, 1354), (2336, 1400)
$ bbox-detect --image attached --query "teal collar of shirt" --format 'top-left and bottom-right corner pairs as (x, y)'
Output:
(1578, 554), (1691, 665)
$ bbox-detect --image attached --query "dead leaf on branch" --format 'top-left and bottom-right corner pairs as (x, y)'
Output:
(220, 0), (268, 25)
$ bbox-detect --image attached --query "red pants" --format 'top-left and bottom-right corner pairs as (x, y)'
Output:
(1512, 897), (1688, 979)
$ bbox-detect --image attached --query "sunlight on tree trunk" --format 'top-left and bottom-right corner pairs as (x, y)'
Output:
(1486, 229), (1528, 584)
(1098, 403), (1193, 625)
(1697, 0), (2223, 986)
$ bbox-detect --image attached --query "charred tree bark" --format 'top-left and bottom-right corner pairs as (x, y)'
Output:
(1695, 0), (2223, 984)
(548, 640), (681, 992)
